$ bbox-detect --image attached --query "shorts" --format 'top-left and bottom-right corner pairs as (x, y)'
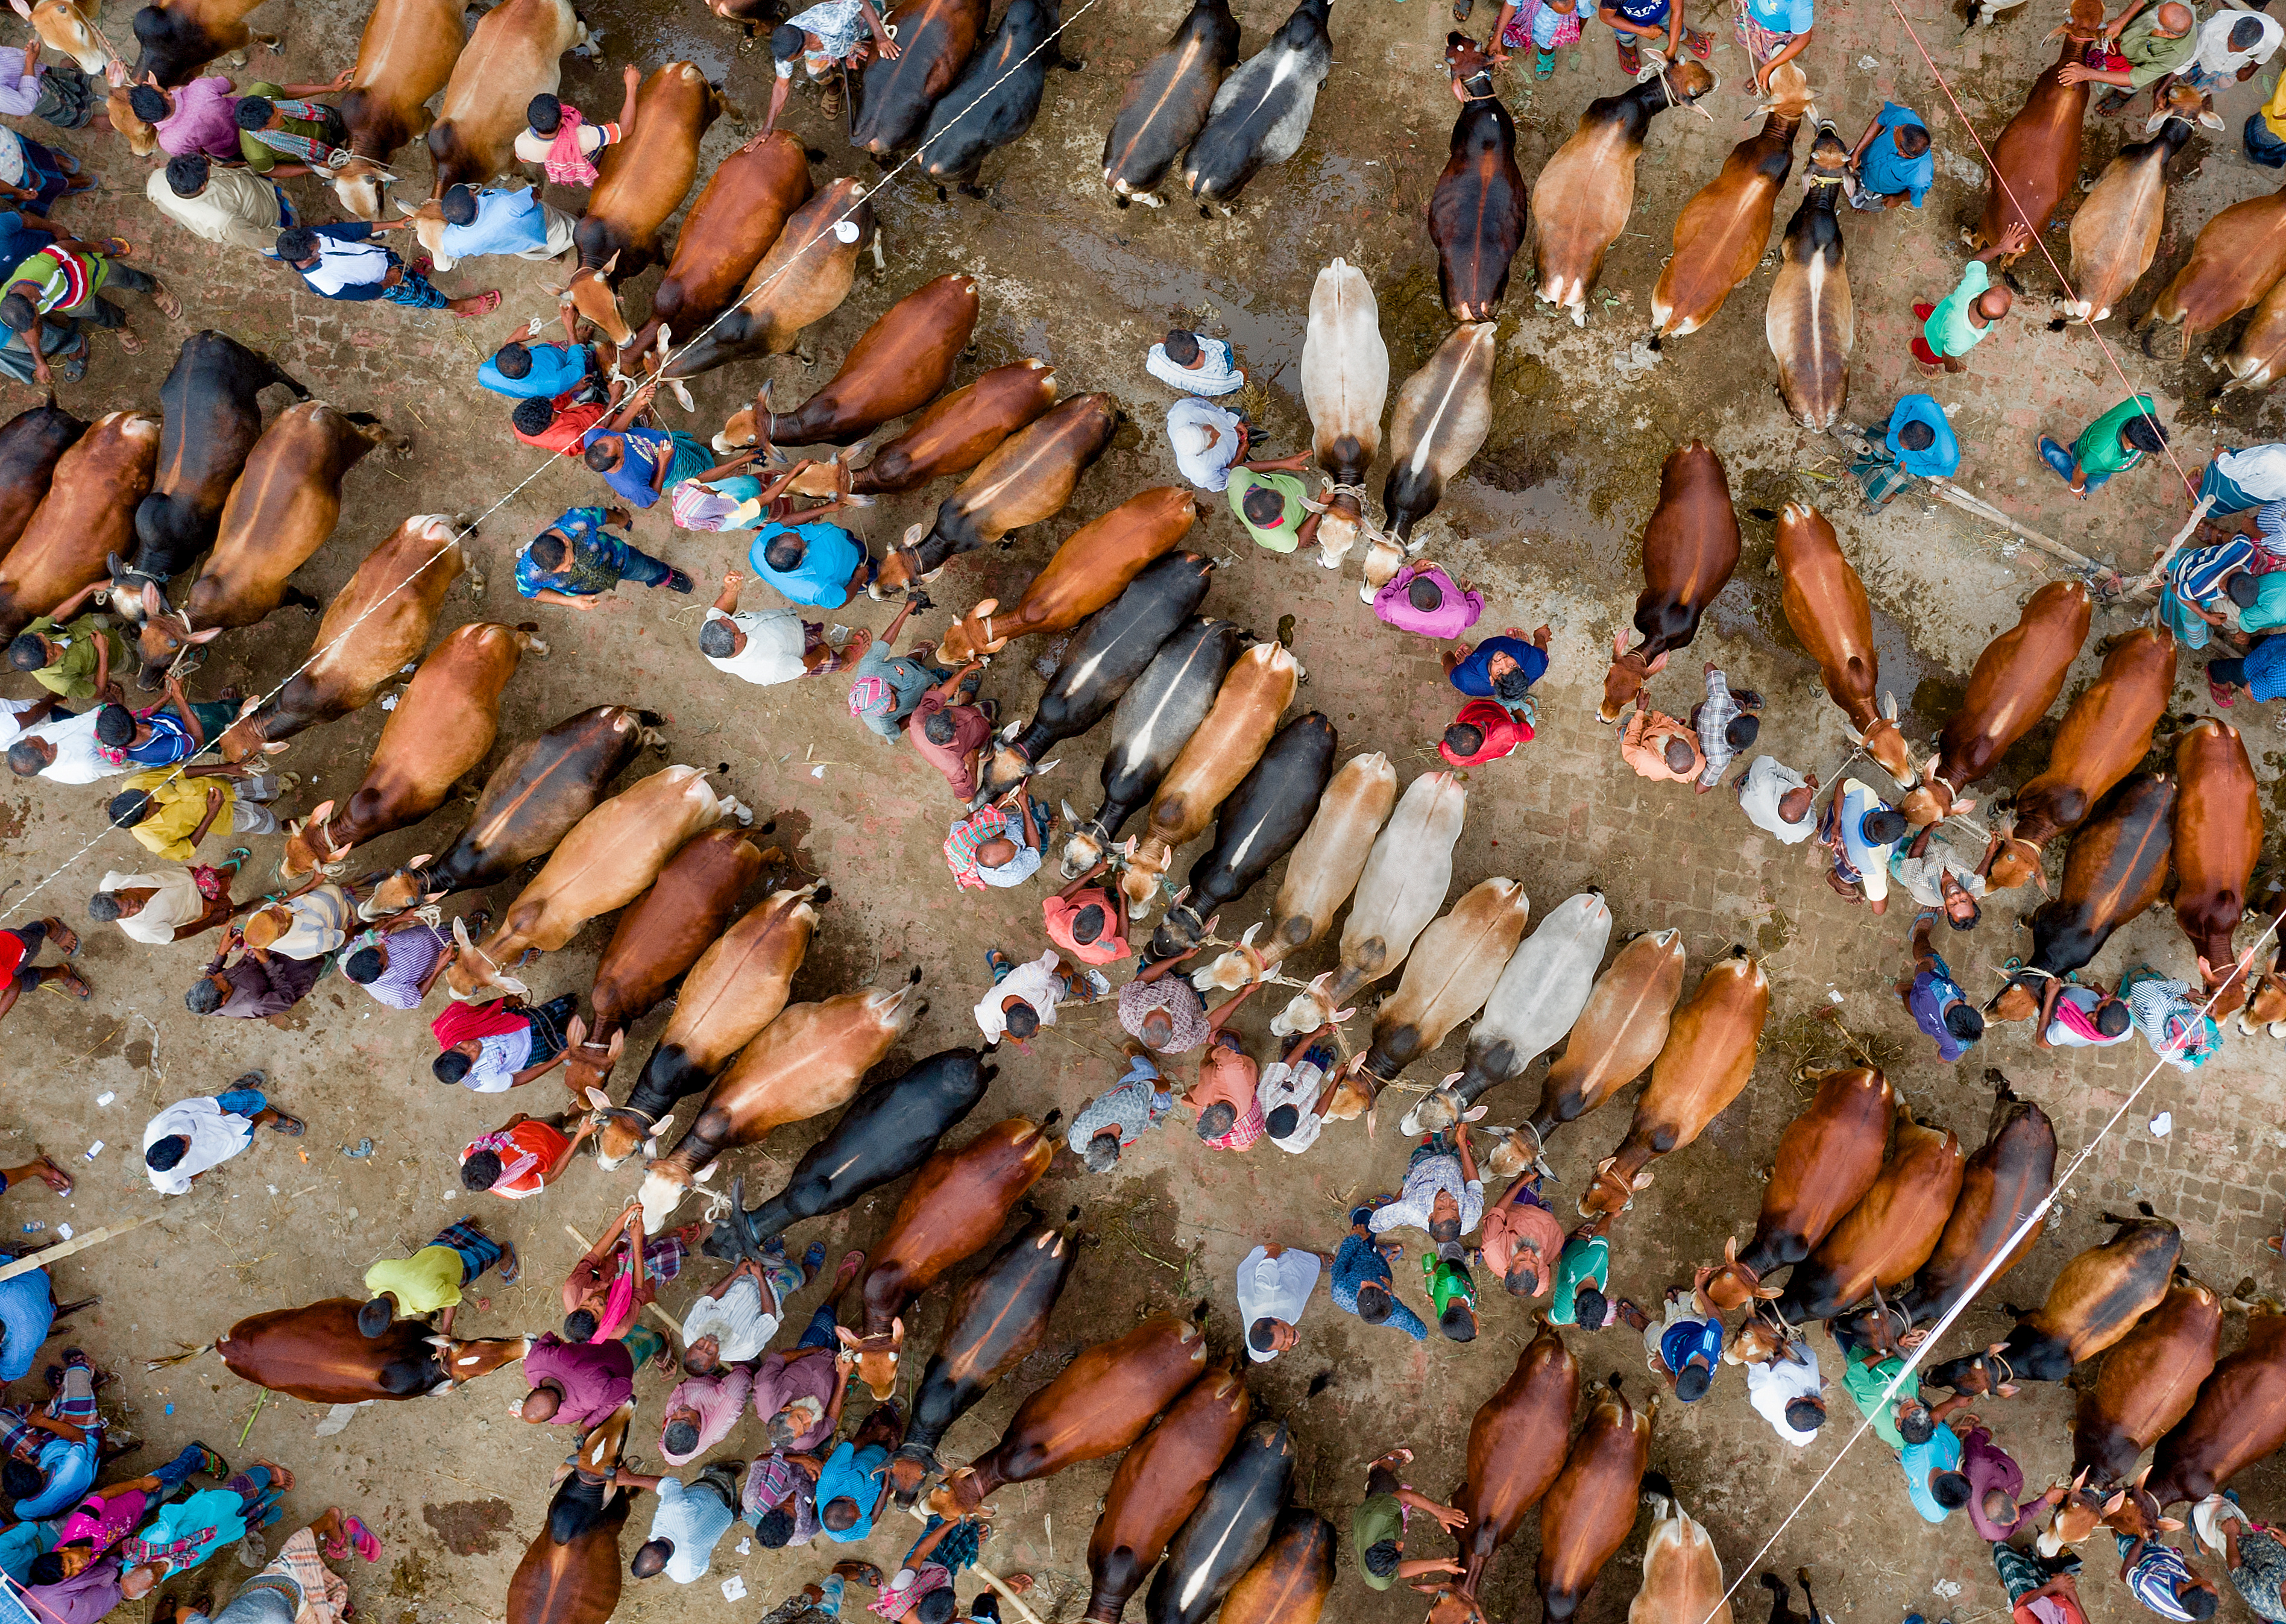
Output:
(1910, 302), (1943, 367)
(30, 63), (96, 130)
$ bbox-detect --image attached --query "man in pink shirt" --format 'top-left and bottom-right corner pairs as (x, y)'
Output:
(907, 658), (992, 801)
(1373, 564), (1484, 640)
(1960, 1423), (2065, 1540)
(1478, 1174), (1567, 1298)
(752, 1338), (851, 1452)
(518, 1332), (635, 1429)
(660, 1364), (753, 1467)
(127, 75), (242, 159)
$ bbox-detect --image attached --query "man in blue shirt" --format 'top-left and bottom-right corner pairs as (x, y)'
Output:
(1819, 779), (1907, 913)
(1898, 914), (1982, 1062)
(1645, 1287), (1724, 1403)
(1900, 1408), (1971, 1524)
(4, 1353), (101, 1520)
(515, 506), (691, 607)
(751, 520), (872, 609)
(1440, 625), (1550, 716)
(1738, 0), (1813, 91)
(433, 183), (575, 269)
(816, 1400), (902, 1543)
(480, 310), (599, 399)
(1853, 394), (1959, 509)
(1597, 0), (1711, 75)
(1845, 102), (1935, 209)
(584, 423), (715, 511)
(90, 670), (235, 770)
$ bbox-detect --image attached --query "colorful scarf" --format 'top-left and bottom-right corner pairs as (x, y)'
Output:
(464, 1128), (540, 1190)
(246, 121), (347, 170)
(545, 109), (600, 186)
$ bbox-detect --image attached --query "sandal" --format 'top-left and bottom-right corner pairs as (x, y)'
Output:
(2209, 677), (2237, 708)
(52, 151), (80, 175)
(344, 1514), (380, 1562)
(266, 1113), (305, 1136)
(93, 235), (127, 257)
(43, 922), (80, 955)
(452, 290), (503, 319)
(116, 331), (143, 355)
(49, 968), (91, 1000)
(248, 1460), (294, 1490)
(149, 286), (182, 319)
(55, 351), (86, 383)
(28, 1151), (72, 1195)
(497, 1241), (520, 1285)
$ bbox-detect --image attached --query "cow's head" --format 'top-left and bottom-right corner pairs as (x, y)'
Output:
(837, 1318), (903, 1401)
(1598, 632), (1668, 722)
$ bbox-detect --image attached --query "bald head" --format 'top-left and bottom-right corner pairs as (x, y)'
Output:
(1976, 286), (2014, 322)
(2155, 3), (2193, 34)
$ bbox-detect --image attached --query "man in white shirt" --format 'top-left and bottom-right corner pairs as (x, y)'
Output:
(141, 1075), (303, 1194)
(0, 694), (67, 752)
(1742, 1336), (1826, 1445)
(147, 156), (286, 256)
(1147, 329), (1245, 395)
(697, 574), (837, 685)
(2188, 7), (2283, 86)
(91, 863), (247, 945)
(1235, 1243), (1322, 1362)
(625, 1462), (742, 1584)
(1256, 1030), (1338, 1154)
(1734, 755), (1818, 843)
(974, 948), (1089, 1045)
(7, 708), (125, 785)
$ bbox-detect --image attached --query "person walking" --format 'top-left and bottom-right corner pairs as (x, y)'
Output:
(274, 223), (498, 318)
(1331, 1207), (1427, 1341)
(142, 1078), (303, 1194)
(1914, 227), (2027, 374)
(359, 1218), (519, 1338)
(2041, 395), (2168, 497)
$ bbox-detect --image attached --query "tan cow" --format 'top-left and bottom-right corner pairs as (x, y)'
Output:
(0, 411), (160, 641)
(333, 0), (467, 219)
(426, 0), (589, 195)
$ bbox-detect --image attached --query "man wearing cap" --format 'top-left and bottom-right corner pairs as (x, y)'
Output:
(141, 1077), (301, 1195)
(235, 881), (356, 961)
(1164, 397), (1312, 495)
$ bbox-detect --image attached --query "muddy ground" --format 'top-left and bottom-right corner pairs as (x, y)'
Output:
(4, 0), (2286, 1618)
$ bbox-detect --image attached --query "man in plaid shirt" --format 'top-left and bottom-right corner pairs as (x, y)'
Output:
(1690, 661), (1763, 793)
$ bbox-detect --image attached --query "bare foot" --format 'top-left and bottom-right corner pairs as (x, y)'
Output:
(29, 1154), (71, 1194)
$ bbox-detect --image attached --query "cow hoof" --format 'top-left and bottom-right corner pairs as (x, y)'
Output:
(526, 637), (549, 656)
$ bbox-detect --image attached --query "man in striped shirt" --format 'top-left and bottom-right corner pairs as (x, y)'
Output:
(1, 239), (178, 383)
(341, 916), (456, 1009)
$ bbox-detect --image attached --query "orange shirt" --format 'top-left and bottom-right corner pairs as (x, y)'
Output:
(461, 1118), (570, 1200)
(1191, 1041), (1264, 1150)
(1044, 887), (1128, 964)
(1619, 708), (1704, 783)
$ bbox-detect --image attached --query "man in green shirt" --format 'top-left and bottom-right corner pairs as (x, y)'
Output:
(6, 583), (122, 700)
(357, 1217), (517, 1339)
(233, 74), (354, 176)
(2059, 0), (2199, 113)
(1226, 468), (1316, 553)
(1913, 222), (2029, 373)
(2041, 394), (2165, 494)
(1350, 1447), (1467, 1591)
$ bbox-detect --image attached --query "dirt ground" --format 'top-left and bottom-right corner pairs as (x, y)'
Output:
(3, 0), (2285, 1617)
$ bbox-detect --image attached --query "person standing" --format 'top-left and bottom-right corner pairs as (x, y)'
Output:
(1741, 1335), (1827, 1445)
(627, 1461), (746, 1584)
(1734, 757), (1819, 843)
(1255, 1027), (1339, 1153)
(514, 69), (640, 185)
(1116, 950), (1212, 1054)
(0, 37), (108, 135)
(6, 583), (121, 700)
(1350, 1449), (1469, 1593)
(1619, 698), (1704, 784)
(185, 940), (320, 1024)
(1914, 228), (2027, 374)
(274, 223), (498, 318)
(1735, 0), (1812, 90)
(427, 183), (575, 270)
(147, 154), (291, 257)
(763, 0), (900, 130)
(358, 1218), (518, 1338)
(1478, 1174), (1566, 1299)
(1642, 1286), (1722, 1403)
(2, 234), (178, 374)
(1594, 0), (1711, 74)
(974, 947), (1093, 1046)
(1234, 1243), (1321, 1363)
(2195, 1495), (2286, 1624)
(2036, 979), (2136, 1050)
(1438, 700), (1533, 768)
(2119, 966), (2222, 1069)
(2040, 395), (2168, 497)
(1185, 984), (1267, 1151)
(237, 882), (357, 963)
(1330, 1206), (1428, 1341)
(909, 663), (995, 802)
(339, 914), (458, 1009)
(1851, 395), (1960, 509)
(1441, 626), (1550, 714)
(2206, 635), (2286, 708)
(1844, 102), (1935, 209)
(124, 74), (241, 160)
(2118, 1522), (2221, 1619)
(518, 1333), (635, 1428)
(1898, 912), (1983, 1062)
(681, 1242), (830, 1373)
(7, 708), (126, 785)
(1166, 400), (1309, 496)
(142, 1078), (303, 1194)
(1690, 661), (1761, 792)
(0, 916), (89, 1016)
(108, 769), (282, 861)
(459, 1111), (588, 1198)
(816, 1403), (903, 1544)
(1370, 1127), (1485, 1246)
(430, 993), (582, 1091)
(1147, 329), (1245, 395)
(1373, 564), (1484, 641)
(1067, 1045), (1176, 1172)
(231, 73), (356, 175)
(847, 599), (951, 741)
(1961, 1422), (2066, 1541)
(701, 572), (843, 685)
(2061, 0), (2200, 114)
(1819, 779), (1906, 911)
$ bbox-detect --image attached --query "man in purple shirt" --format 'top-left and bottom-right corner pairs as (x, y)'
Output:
(1896, 914), (1982, 1062)
(341, 916), (458, 1009)
(185, 946), (321, 1024)
(1960, 1423), (2065, 1541)
(126, 75), (242, 159)
(518, 1333), (635, 1429)
(24, 1548), (121, 1624)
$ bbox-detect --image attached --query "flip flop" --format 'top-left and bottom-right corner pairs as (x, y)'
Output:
(266, 1113), (305, 1136)
(29, 1151), (72, 1196)
(2209, 678), (2237, 708)
(344, 1515), (380, 1563)
(52, 151), (80, 174)
(497, 1241), (520, 1285)
(455, 289), (503, 318)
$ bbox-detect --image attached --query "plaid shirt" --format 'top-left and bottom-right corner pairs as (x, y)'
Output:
(742, 1453), (819, 1544)
(1695, 669), (1740, 787)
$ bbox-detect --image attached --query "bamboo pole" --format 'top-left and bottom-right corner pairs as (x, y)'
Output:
(1922, 477), (2128, 591)
(0, 1211), (165, 1283)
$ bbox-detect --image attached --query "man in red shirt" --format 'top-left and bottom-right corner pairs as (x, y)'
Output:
(512, 392), (607, 456)
(1044, 862), (1127, 964)
(905, 658), (992, 801)
(461, 1110), (590, 1198)
(1438, 699), (1531, 768)
(0, 917), (89, 1022)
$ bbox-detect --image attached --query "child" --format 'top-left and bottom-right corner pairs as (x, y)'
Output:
(1493, 0), (1581, 77)
(514, 68), (639, 186)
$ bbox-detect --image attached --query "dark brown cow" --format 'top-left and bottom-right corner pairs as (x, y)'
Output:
(1772, 1098), (1963, 1325)
(1972, 0), (2105, 262)
(565, 62), (725, 335)
(0, 412), (160, 641)
(1891, 1075), (2056, 1330)
(625, 131), (811, 359)
(1083, 1367), (1252, 1623)
(2144, 1305), (2286, 1506)
(0, 404), (84, 567)
(1431, 35), (1528, 323)
(1928, 1209), (2181, 1393)
(1699, 1066), (1892, 1312)
(1537, 1377), (1653, 1624)
(2070, 1273), (2221, 1488)
(1444, 1320), (1578, 1616)
(1598, 442), (1740, 720)
(218, 1298), (449, 1401)
(1904, 579), (2093, 826)
(849, 360), (1058, 497)
(1991, 772), (2176, 1022)
(726, 275), (981, 455)
(2172, 719), (2263, 1014)
(1649, 64), (1813, 343)
(1775, 502), (1915, 784)
(507, 1402), (632, 1624)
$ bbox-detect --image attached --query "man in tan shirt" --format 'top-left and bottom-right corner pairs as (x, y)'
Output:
(1618, 697), (1705, 784)
(145, 154), (286, 256)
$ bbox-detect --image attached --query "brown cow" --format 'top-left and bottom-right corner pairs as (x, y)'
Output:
(1699, 1066), (1892, 1312)
(1440, 1320), (1578, 1618)
(1928, 1209), (2181, 1393)
(128, 0), (281, 84)
(559, 827), (767, 1093)
(0, 403), (84, 566)
(1539, 1377), (1654, 1624)
(1083, 1367), (1252, 1623)
(1581, 949), (1767, 1217)
(847, 360), (1058, 498)
(507, 1403), (632, 1624)
(0, 412), (159, 642)
(1599, 443), (1740, 720)
(1431, 35), (1528, 324)
(2068, 1273), (2221, 1491)
(841, 1116), (1056, 1398)
(332, 0), (467, 219)
(17, 0), (109, 74)
(1628, 1484), (1733, 1624)
(565, 63), (727, 340)
(427, 0), (588, 194)
(2172, 719), (2262, 1013)
(279, 622), (544, 880)
(1973, 0), (2106, 263)
(1985, 628), (2174, 891)
(2238, 878), (2286, 1037)
(2136, 184), (2286, 358)
(216, 515), (469, 762)
(725, 274), (981, 456)
(219, 1298), (453, 1401)
(661, 179), (880, 383)
(1772, 1096), (1963, 1325)
(1889, 1074), (2055, 1332)
(1774, 503), (1915, 784)
(939, 485), (1199, 666)
(1903, 579), (2092, 826)
(2144, 1303), (2286, 1507)
(1991, 772), (2176, 1022)
(1528, 928), (1688, 1152)
(1220, 1509), (1336, 1624)
(1649, 65), (1815, 344)
(621, 132), (811, 360)
(2061, 86), (2217, 323)
(130, 403), (408, 681)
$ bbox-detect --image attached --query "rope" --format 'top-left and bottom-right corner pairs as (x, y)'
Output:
(0, 0), (1112, 928)
(1886, 0), (2201, 506)
(1694, 898), (2286, 1624)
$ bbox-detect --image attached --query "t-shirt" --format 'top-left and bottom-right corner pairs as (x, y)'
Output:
(441, 188), (550, 259)
(1744, 0), (1813, 31)
(1658, 1311), (1725, 1379)
(972, 951), (1064, 1043)
(703, 607), (808, 684)
(603, 427), (710, 509)
(1352, 1492), (1403, 1589)
(1233, 1247), (1320, 1361)
(1737, 755), (1816, 843)
(1841, 1353), (1916, 1449)
(363, 1245), (467, 1314)
(514, 394), (606, 456)
(1548, 1234), (1609, 1325)
(523, 1333), (634, 1428)
(1375, 564), (1484, 640)
(19, 615), (118, 700)
(479, 342), (592, 400)
(1167, 397), (1243, 491)
(1856, 103), (1934, 204)
(1745, 1342), (1823, 1444)
(749, 521), (867, 608)
(152, 75), (241, 159)
(1909, 960), (1977, 1062)
(1438, 699), (1531, 767)
(1448, 635), (1548, 699)
(1605, 0), (1672, 24)
(57, 1486), (147, 1553)
(97, 868), (203, 946)
(0, 1267), (51, 1382)
(646, 1477), (735, 1582)
(15, 1432), (96, 1520)
(460, 1119), (568, 1198)
(512, 120), (620, 166)
(2191, 5), (2279, 74)
(1885, 395), (1960, 477)
(1226, 469), (1309, 552)
(141, 1096), (257, 1195)
(1833, 779), (1898, 900)
(2077, 397), (2158, 477)
(1962, 1426), (2030, 1539)
(19, 710), (118, 784)
(1925, 261), (1994, 359)
(1901, 1422), (1963, 1523)
(0, 1520), (55, 1585)
(815, 1441), (888, 1542)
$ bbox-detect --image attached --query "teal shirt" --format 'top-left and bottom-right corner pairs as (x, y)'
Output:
(2242, 570), (2286, 634)
(1548, 1234), (1609, 1325)
(2075, 396), (2156, 477)
(1924, 261), (1992, 359)
(1901, 1423), (1963, 1523)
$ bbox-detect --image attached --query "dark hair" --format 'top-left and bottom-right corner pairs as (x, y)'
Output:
(1444, 723), (1485, 757)
(1196, 1101), (1235, 1141)
(127, 84), (168, 123)
(1726, 715), (1759, 750)
(439, 185), (477, 226)
(1493, 666), (1532, 703)
(1355, 1281), (1393, 1324)
(1247, 1318), (1280, 1353)
(343, 947), (385, 984)
(2183, 1586), (2219, 1620)
(0, 293), (34, 334)
(923, 710), (957, 746)
(698, 617), (738, 658)
(1675, 1362), (1712, 1402)
(186, 977), (224, 1015)
(1897, 1404), (1936, 1446)
(1894, 122), (1931, 157)
(143, 1134), (189, 1171)
(754, 1506), (795, 1547)
(2232, 14), (2266, 47)
(2, 1461), (42, 1501)
(1945, 1003), (1985, 1043)
(1898, 419), (1936, 451)
(1083, 1128), (1122, 1173)
(583, 440), (618, 473)
(461, 1149), (503, 1190)
(433, 1050), (473, 1084)
(1947, 896), (1982, 931)
(1364, 1539), (1400, 1578)
(513, 397), (556, 436)
(1438, 1302), (1476, 1342)
(165, 154), (209, 198)
(564, 1309), (599, 1341)
(763, 532), (806, 573)
(630, 1540), (670, 1579)
(7, 634), (46, 671)
(1930, 1470), (1971, 1510)
(1265, 1104), (1300, 1139)
(357, 1297), (394, 1338)
(232, 96), (276, 130)
(915, 1591), (957, 1624)
(1428, 1214), (1461, 1245)
(1784, 1396), (1826, 1433)
(1241, 485), (1285, 529)
(1664, 738), (1697, 774)
(529, 533), (568, 571)
(2097, 999), (2132, 1037)
(1162, 330), (1200, 365)
(662, 1419), (699, 1456)
(820, 1497), (860, 1532)
(86, 892), (122, 922)
(2123, 415), (2167, 454)
(26, 1553), (65, 1587)
(1407, 575), (1442, 612)
(1003, 1001), (1039, 1039)
(107, 792), (155, 828)
(971, 1594), (1001, 1623)
(274, 228), (318, 263)
(2228, 571), (2261, 608)
(527, 92), (563, 133)
(1572, 1284), (1607, 1328)
(1072, 902), (1104, 943)
(1865, 808), (1910, 846)
(494, 342), (534, 380)
(769, 22), (805, 59)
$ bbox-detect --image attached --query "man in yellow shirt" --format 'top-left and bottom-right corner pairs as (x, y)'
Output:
(359, 1218), (518, 1339)
(105, 769), (280, 861)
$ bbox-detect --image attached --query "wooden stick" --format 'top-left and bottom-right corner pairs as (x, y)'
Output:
(2130, 494), (2218, 597)
(1923, 477), (2128, 589)
(0, 1212), (165, 1283)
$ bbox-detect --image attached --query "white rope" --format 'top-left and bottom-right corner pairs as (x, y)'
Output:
(0, 0), (1111, 927)
(1695, 902), (2286, 1624)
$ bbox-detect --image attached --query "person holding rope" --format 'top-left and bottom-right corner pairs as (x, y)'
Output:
(515, 67), (642, 187)
(1842, 101), (1935, 210)
(275, 222), (499, 318)
(2060, 0), (2199, 116)
(233, 72), (356, 177)
(1734, 0), (1813, 93)
(0, 31), (110, 135)
(763, 0), (900, 131)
